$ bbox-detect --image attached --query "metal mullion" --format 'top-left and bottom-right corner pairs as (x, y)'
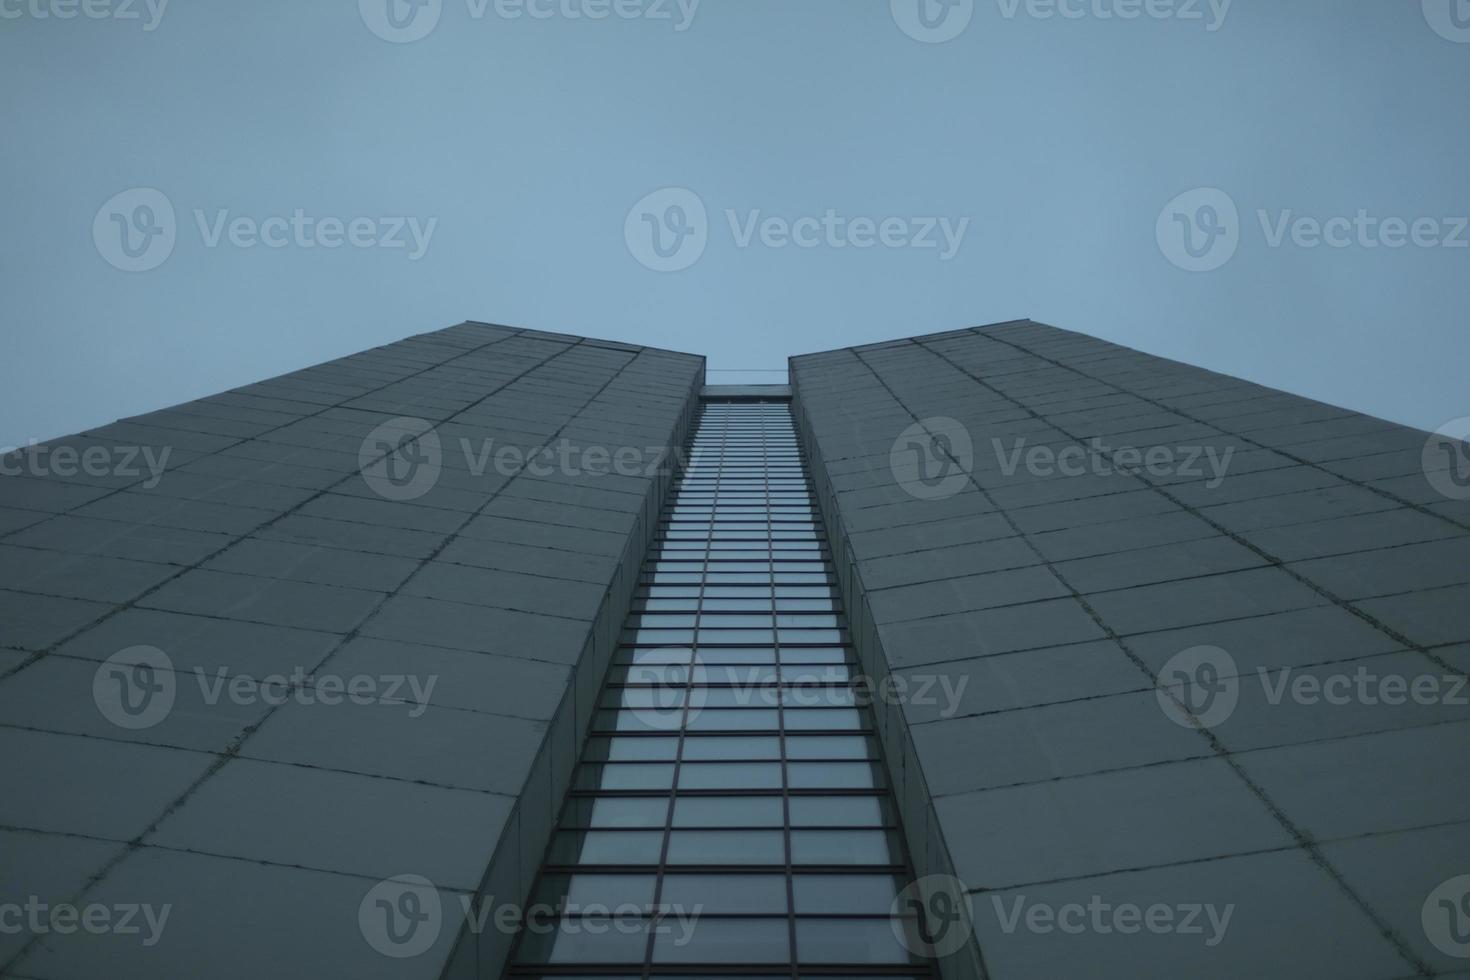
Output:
(542, 863), (910, 875)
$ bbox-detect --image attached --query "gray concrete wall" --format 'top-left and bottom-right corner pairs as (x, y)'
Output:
(0, 322), (704, 979)
(791, 320), (1470, 980)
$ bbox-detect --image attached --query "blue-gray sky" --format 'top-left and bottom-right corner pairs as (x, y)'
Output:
(3, 0), (1467, 449)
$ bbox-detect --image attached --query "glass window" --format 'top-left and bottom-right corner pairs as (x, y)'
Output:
(790, 830), (896, 866)
(792, 874), (902, 914)
(583, 736), (678, 762)
(782, 687), (856, 709)
(515, 917), (651, 964)
(665, 831), (784, 865)
(678, 763), (782, 790)
(562, 797), (669, 829)
(532, 873), (657, 912)
(651, 917), (789, 963)
(684, 709), (780, 732)
(680, 736), (781, 761)
(697, 651), (777, 670)
(548, 830), (664, 866)
(783, 708), (863, 731)
(778, 628), (845, 644)
(673, 796), (784, 827)
(694, 664), (777, 685)
(780, 664), (851, 684)
(785, 735), (875, 760)
(510, 404), (933, 972)
(787, 762), (884, 789)
(592, 710), (684, 734)
(698, 628), (776, 644)
(795, 918), (915, 965)
(575, 763), (674, 791)
(779, 647), (848, 664)
(788, 796), (889, 828)
(658, 874), (788, 915)
(622, 628), (696, 645)
(697, 687), (780, 709)
(700, 613), (775, 628)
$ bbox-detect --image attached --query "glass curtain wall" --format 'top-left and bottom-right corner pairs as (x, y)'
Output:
(507, 400), (937, 978)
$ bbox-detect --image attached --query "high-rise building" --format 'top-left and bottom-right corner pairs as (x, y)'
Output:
(1, 320), (1467, 979)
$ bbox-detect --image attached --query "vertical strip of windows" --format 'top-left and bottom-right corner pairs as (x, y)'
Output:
(506, 400), (938, 977)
